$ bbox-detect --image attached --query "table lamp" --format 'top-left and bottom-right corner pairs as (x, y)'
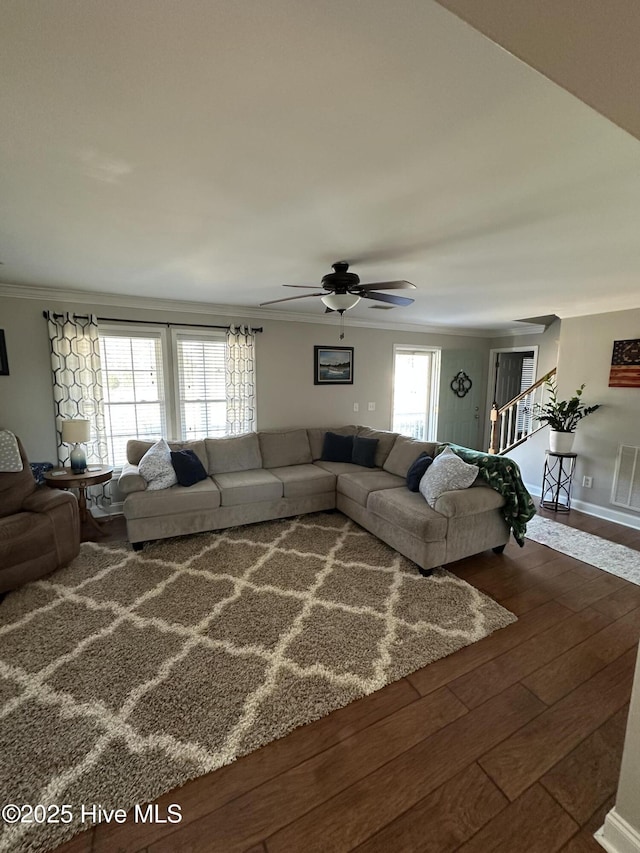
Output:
(61, 419), (90, 474)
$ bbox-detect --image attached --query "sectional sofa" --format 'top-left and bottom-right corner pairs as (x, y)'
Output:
(118, 426), (510, 575)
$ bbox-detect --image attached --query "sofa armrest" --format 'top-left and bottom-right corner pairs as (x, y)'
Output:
(434, 483), (505, 518)
(22, 487), (77, 513)
(118, 463), (148, 495)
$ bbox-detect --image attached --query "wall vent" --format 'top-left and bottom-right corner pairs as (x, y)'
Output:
(611, 445), (640, 512)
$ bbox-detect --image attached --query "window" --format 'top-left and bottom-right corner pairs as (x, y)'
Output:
(174, 332), (227, 440)
(391, 346), (440, 440)
(99, 330), (166, 467)
(99, 325), (235, 467)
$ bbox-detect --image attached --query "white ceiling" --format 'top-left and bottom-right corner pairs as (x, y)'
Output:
(1, 0), (639, 333)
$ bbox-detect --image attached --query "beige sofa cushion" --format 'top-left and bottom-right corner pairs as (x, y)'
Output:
(127, 439), (208, 470)
(434, 482), (505, 518)
(213, 469), (283, 506)
(123, 479), (221, 520)
(337, 471), (405, 507)
(356, 427), (399, 468)
(259, 429), (312, 468)
(270, 464), (336, 498)
(205, 433), (262, 475)
(383, 436), (438, 478)
(313, 460), (369, 476)
(367, 488), (447, 541)
(307, 426), (358, 461)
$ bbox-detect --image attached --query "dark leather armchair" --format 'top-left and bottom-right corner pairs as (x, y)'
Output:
(0, 437), (80, 593)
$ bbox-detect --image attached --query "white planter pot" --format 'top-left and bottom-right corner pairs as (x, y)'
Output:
(549, 430), (575, 453)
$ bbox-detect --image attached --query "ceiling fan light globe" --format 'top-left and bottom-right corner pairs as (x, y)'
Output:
(321, 293), (361, 311)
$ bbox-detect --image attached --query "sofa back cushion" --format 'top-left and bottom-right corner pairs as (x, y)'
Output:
(356, 427), (399, 469)
(307, 426), (358, 461)
(205, 433), (262, 474)
(383, 436), (439, 478)
(258, 429), (312, 469)
(127, 438), (208, 471)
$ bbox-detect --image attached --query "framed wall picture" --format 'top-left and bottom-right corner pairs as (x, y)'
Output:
(314, 346), (354, 385)
(0, 330), (8, 376)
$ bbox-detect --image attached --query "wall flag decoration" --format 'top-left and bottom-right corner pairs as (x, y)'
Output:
(609, 339), (640, 388)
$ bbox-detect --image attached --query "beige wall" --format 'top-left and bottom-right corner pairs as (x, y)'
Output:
(488, 318), (561, 382)
(0, 293), (492, 461)
(510, 308), (640, 526)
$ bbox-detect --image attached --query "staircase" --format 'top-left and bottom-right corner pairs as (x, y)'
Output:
(488, 368), (556, 455)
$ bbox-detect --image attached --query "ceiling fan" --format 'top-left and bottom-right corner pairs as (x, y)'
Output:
(259, 261), (417, 313)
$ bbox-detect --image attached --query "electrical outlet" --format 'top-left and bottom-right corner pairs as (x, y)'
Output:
(353, 402), (359, 412)
(368, 402), (375, 411)
(582, 476), (593, 488)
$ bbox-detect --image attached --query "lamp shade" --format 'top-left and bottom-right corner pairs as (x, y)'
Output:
(321, 293), (361, 311)
(61, 419), (90, 444)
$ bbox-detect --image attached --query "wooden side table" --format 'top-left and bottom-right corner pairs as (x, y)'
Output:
(44, 466), (114, 537)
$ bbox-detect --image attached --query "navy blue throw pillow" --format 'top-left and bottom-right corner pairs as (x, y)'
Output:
(170, 449), (208, 487)
(352, 435), (378, 468)
(406, 452), (434, 492)
(321, 431), (354, 463)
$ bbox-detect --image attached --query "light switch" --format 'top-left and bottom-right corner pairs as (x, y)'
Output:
(368, 402), (375, 411)
(353, 402), (359, 412)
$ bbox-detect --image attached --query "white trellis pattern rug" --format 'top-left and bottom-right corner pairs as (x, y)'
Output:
(526, 514), (640, 586)
(0, 512), (515, 853)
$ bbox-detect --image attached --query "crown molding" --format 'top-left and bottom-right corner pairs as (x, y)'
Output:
(0, 281), (542, 338)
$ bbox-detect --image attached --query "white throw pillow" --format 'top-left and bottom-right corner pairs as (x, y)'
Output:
(0, 429), (23, 472)
(138, 438), (177, 491)
(418, 446), (478, 507)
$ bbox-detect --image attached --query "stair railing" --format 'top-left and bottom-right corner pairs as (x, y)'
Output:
(488, 367), (556, 455)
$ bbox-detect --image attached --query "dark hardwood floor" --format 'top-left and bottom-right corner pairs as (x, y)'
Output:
(54, 507), (640, 853)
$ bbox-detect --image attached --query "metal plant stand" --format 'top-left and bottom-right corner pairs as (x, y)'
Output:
(541, 451), (577, 512)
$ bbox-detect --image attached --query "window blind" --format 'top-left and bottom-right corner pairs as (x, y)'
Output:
(176, 334), (227, 440)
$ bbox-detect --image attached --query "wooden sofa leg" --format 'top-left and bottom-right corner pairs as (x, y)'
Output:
(131, 541), (145, 552)
(418, 567), (434, 577)
(492, 544), (506, 554)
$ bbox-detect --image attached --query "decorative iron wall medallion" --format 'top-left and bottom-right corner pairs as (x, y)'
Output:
(451, 370), (472, 397)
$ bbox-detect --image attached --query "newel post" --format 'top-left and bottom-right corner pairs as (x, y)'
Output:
(488, 403), (499, 454)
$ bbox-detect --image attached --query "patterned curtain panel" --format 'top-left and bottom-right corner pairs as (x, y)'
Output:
(45, 312), (109, 468)
(226, 325), (257, 434)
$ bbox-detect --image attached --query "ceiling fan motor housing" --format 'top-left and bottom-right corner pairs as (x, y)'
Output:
(322, 262), (361, 292)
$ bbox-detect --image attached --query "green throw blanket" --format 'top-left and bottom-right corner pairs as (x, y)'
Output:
(439, 444), (536, 546)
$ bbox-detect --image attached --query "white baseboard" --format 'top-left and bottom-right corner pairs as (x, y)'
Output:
(595, 808), (640, 853)
(524, 483), (640, 531)
(569, 499), (640, 530)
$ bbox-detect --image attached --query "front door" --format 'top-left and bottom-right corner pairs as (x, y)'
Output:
(437, 350), (483, 450)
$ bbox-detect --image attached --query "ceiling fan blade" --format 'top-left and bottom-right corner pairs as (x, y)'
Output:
(259, 292), (324, 306)
(356, 280), (416, 292)
(283, 285), (322, 289)
(361, 291), (415, 306)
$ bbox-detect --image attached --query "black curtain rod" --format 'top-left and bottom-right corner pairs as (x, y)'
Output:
(43, 311), (262, 333)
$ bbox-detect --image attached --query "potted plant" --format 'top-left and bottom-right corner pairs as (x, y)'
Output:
(534, 379), (600, 453)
